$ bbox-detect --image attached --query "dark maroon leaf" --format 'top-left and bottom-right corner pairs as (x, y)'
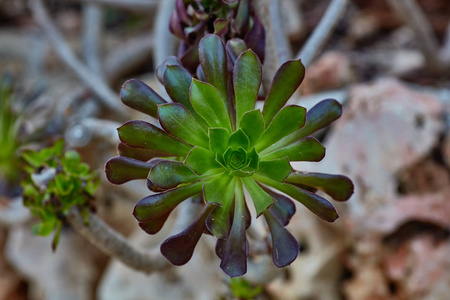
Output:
(105, 156), (154, 185)
(263, 187), (296, 226)
(161, 205), (214, 265)
(117, 143), (172, 162)
(138, 210), (171, 234)
(244, 15), (265, 63)
(264, 211), (299, 268)
(120, 79), (167, 118)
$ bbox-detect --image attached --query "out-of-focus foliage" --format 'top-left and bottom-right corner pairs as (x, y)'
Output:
(21, 141), (99, 250)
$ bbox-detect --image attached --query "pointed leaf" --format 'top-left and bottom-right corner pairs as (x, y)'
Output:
(256, 105), (306, 151)
(261, 137), (325, 162)
(190, 79), (232, 131)
(264, 211), (299, 267)
(286, 171), (354, 201)
(117, 143), (172, 161)
(228, 129), (249, 150)
(158, 103), (209, 148)
(256, 158), (292, 182)
(185, 146), (222, 175)
(239, 110), (264, 147)
(133, 180), (204, 222)
(241, 177), (274, 217)
(149, 160), (199, 189)
(262, 59), (305, 125)
(163, 65), (208, 128)
(204, 175), (235, 206)
(263, 187), (296, 226)
(220, 181), (247, 277)
(118, 120), (192, 156)
(234, 50), (261, 124)
(209, 127), (229, 155)
(161, 204), (214, 265)
(105, 156), (155, 184)
(199, 34), (229, 104)
(254, 174), (338, 222)
(120, 79), (167, 118)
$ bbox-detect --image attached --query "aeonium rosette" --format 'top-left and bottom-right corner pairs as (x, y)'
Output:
(105, 34), (353, 277)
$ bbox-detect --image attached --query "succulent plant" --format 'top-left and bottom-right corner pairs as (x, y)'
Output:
(105, 34), (353, 277)
(169, 0), (265, 72)
(21, 140), (99, 250)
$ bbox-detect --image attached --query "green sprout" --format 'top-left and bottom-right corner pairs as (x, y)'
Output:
(21, 140), (99, 250)
(105, 34), (353, 277)
(229, 277), (264, 300)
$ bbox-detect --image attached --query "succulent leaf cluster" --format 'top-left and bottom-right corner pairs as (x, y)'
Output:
(170, 0), (265, 72)
(21, 141), (99, 250)
(106, 34), (353, 277)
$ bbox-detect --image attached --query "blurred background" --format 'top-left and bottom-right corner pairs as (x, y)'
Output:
(0, 0), (449, 299)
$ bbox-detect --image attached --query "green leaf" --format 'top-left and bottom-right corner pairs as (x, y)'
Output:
(207, 196), (234, 239)
(256, 105), (306, 151)
(163, 65), (209, 128)
(239, 110), (264, 147)
(228, 129), (249, 150)
(233, 0), (249, 33)
(241, 177), (274, 217)
(234, 50), (261, 125)
(190, 79), (232, 132)
(256, 158), (291, 182)
(149, 160), (200, 189)
(261, 137), (325, 162)
(120, 79), (167, 118)
(204, 174), (235, 206)
(185, 147), (222, 175)
(226, 38), (248, 63)
(246, 147), (259, 170)
(22, 149), (53, 168)
(117, 143), (172, 161)
(133, 180), (204, 222)
(158, 103), (209, 148)
(209, 127), (229, 155)
(156, 56), (182, 83)
(199, 34), (229, 106)
(224, 147), (247, 170)
(214, 18), (229, 36)
(253, 174), (338, 222)
(118, 120), (192, 157)
(286, 171), (354, 201)
(265, 99), (342, 153)
(262, 59), (305, 125)
(105, 156), (155, 184)
(51, 221), (62, 252)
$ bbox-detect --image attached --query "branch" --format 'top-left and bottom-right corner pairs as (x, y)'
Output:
(28, 0), (127, 119)
(66, 208), (170, 273)
(296, 0), (348, 68)
(254, 0), (292, 91)
(82, 2), (104, 77)
(153, 0), (178, 67)
(71, 0), (158, 11)
(386, 0), (443, 72)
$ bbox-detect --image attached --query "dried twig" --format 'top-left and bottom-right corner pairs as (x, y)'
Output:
(153, 0), (178, 67)
(29, 0), (126, 119)
(67, 208), (170, 273)
(254, 0), (293, 90)
(386, 0), (444, 72)
(296, 0), (348, 68)
(71, 0), (158, 11)
(82, 2), (104, 77)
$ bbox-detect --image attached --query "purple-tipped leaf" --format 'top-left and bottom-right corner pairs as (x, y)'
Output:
(138, 210), (171, 235)
(286, 171), (354, 202)
(156, 56), (183, 84)
(263, 187), (296, 226)
(133, 180), (204, 222)
(226, 39), (248, 63)
(117, 143), (172, 162)
(264, 211), (299, 267)
(214, 19), (229, 36)
(120, 79), (167, 118)
(105, 156), (155, 185)
(254, 174), (338, 222)
(244, 15), (265, 63)
(262, 59), (305, 125)
(161, 204), (214, 265)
